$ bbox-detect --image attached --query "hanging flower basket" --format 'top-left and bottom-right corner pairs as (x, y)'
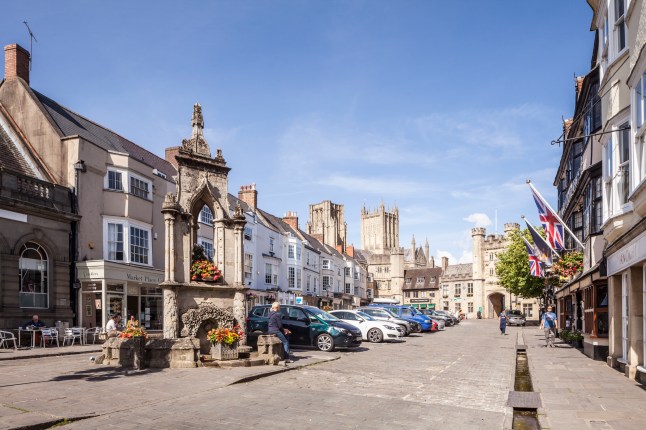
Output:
(552, 251), (583, 281)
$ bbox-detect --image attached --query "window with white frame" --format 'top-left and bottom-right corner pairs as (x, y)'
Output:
(454, 283), (461, 297)
(584, 175), (603, 237)
(468, 302), (474, 313)
(416, 277), (425, 284)
(296, 246), (301, 261)
(313, 277), (318, 292)
(130, 175), (150, 200)
(614, 0), (626, 53)
(322, 275), (331, 291)
(288, 245), (295, 259)
(413, 291), (418, 298)
(442, 284), (449, 296)
(354, 271), (359, 280)
(604, 122), (631, 218)
(107, 170), (123, 191)
(522, 303), (534, 318)
(265, 263), (277, 285)
(19, 242), (48, 308)
(244, 253), (253, 280)
(633, 71), (646, 187)
(104, 218), (152, 265)
(199, 206), (213, 225)
(322, 259), (331, 270)
(288, 267), (295, 289)
(130, 226), (150, 264)
(199, 239), (214, 261)
(244, 227), (252, 241)
(467, 282), (473, 296)
(297, 269), (301, 289)
(345, 267), (350, 276)
(306, 275), (311, 292)
(619, 123), (630, 204)
(345, 283), (351, 294)
(107, 223), (124, 261)
(269, 237), (275, 253)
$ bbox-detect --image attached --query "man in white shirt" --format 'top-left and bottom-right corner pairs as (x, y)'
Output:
(106, 313), (122, 337)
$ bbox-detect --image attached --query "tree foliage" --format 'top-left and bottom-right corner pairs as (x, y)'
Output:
(495, 228), (545, 299)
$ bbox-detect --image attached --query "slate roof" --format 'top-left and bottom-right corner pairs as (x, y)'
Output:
(442, 263), (473, 278)
(0, 107), (44, 178)
(32, 90), (176, 180)
(403, 267), (443, 290)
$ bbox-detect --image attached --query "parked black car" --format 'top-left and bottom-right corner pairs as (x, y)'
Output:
(247, 305), (362, 352)
(420, 309), (454, 327)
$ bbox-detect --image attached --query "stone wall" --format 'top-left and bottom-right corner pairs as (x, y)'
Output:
(100, 337), (199, 369)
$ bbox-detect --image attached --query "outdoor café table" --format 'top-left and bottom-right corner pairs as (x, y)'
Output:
(18, 327), (43, 348)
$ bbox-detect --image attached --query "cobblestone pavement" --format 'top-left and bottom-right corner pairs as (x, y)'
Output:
(522, 327), (646, 430)
(1, 320), (518, 429)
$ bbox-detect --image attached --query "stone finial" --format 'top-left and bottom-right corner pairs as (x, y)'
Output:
(234, 202), (245, 219)
(181, 103), (212, 158)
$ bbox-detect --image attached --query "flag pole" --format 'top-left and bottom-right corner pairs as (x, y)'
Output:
(526, 180), (584, 249)
(521, 215), (561, 259)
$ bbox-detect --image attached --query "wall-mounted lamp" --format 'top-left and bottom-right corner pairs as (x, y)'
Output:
(74, 160), (87, 173)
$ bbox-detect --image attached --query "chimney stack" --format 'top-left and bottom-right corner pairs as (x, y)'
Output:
(283, 211), (298, 231)
(238, 183), (258, 210)
(4, 44), (30, 84)
(346, 245), (355, 258)
(441, 256), (449, 271)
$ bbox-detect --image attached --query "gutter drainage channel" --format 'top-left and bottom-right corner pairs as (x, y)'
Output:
(507, 344), (541, 429)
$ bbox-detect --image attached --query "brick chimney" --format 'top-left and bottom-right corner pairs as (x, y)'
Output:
(441, 256), (449, 271)
(283, 211), (298, 231)
(165, 146), (180, 170)
(4, 44), (30, 84)
(346, 245), (354, 258)
(238, 183), (258, 210)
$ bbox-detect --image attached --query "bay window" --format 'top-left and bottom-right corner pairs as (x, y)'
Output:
(104, 218), (152, 265)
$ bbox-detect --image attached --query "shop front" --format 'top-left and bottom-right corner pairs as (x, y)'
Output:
(409, 298), (434, 309)
(77, 260), (164, 331)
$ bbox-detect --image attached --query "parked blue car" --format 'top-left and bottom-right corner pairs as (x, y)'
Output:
(369, 304), (433, 332)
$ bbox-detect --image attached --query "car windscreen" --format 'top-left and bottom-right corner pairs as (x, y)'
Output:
(307, 307), (341, 322)
(400, 308), (413, 317)
(355, 311), (375, 321)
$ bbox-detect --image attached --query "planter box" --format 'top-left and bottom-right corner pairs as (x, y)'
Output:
(211, 342), (239, 360)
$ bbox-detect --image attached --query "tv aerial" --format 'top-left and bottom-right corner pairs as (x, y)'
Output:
(23, 21), (37, 70)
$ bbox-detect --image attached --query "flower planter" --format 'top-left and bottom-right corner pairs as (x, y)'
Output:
(211, 342), (239, 361)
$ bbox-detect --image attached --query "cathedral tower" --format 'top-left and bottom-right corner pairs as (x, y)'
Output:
(307, 200), (347, 251)
(360, 202), (399, 254)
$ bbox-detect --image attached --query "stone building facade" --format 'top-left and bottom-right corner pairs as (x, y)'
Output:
(307, 200), (347, 252)
(0, 101), (79, 328)
(0, 44), (175, 330)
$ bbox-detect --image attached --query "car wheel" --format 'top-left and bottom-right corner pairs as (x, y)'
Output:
(367, 328), (383, 343)
(399, 325), (410, 336)
(414, 325), (422, 333)
(522, 323), (526, 326)
(316, 333), (335, 352)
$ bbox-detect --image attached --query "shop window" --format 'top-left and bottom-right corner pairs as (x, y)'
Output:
(595, 284), (609, 337)
(19, 242), (48, 308)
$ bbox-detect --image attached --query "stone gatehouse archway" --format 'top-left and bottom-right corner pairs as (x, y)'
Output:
(487, 292), (505, 318)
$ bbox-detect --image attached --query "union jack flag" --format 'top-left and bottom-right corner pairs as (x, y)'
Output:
(531, 189), (565, 251)
(523, 238), (544, 278)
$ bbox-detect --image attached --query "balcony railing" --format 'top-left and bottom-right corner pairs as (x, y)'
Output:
(0, 168), (74, 214)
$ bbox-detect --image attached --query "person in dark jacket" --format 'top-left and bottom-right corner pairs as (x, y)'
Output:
(499, 308), (508, 335)
(268, 302), (291, 364)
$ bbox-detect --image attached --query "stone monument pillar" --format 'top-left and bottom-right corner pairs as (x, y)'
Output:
(160, 104), (248, 341)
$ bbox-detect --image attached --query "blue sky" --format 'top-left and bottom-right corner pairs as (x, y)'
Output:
(2, 1), (594, 264)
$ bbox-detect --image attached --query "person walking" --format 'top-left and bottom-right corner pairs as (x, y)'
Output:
(268, 302), (291, 365)
(499, 308), (508, 335)
(540, 305), (558, 347)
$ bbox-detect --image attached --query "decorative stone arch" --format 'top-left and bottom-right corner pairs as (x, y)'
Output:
(12, 229), (60, 259)
(180, 302), (240, 355)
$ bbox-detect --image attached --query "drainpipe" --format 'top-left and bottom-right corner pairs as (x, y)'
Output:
(71, 160), (86, 326)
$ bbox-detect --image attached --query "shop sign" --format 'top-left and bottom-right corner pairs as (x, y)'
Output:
(126, 273), (164, 284)
(78, 268), (102, 279)
(607, 231), (646, 275)
(296, 297), (303, 304)
(410, 298), (429, 303)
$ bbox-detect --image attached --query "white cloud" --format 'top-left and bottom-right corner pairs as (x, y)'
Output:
(436, 250), (455, 265)
(463, 213), (492, 227)
(458, 250), (473, 264)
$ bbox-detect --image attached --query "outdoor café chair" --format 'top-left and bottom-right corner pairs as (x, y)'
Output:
(84, 327), (103, 344)
(0, 330), (17, 350)
(63, 328), (82, 346)
(41, 328), (59, 348)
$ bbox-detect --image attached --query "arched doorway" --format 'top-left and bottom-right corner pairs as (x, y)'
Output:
(488, 293), (505, 318)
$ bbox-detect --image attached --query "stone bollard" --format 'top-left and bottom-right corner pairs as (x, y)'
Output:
(256, 334), (284, 365)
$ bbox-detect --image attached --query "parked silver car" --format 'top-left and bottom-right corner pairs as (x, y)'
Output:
(507, 310), (526, 326)
(356, 307), (414, 336)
